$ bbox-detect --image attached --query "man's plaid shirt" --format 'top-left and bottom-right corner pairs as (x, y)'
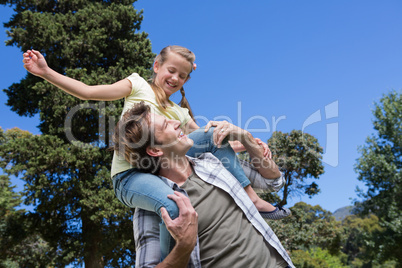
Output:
(133, 153), (295, 268)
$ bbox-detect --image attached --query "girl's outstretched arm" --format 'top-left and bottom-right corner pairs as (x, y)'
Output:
(22, 49), (132, 101)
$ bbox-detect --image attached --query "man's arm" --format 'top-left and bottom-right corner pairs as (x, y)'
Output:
(204, 121), (281, 179)
(157, 192), (198, 268)
(240, 159), (285, 192)
(134, 192), (198, 268)
(239, 131), (281, 179)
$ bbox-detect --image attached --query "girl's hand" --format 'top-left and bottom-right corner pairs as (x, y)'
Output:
(22, 49), (49, 77)
(255, 138), (272, 159)
(22, 49), (131, 101)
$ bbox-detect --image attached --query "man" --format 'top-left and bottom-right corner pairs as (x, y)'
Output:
(113, 102), (295, 268)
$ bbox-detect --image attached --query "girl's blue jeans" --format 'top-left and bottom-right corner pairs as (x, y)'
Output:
(112, 126), (251, 258)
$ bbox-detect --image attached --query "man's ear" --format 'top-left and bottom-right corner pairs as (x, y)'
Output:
(146, 146), (163, 157)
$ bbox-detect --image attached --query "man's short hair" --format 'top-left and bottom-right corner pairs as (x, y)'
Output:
(112, 102), (161, 174)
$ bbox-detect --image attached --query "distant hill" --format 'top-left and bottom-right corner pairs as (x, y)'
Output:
(333, 206), (354, 221)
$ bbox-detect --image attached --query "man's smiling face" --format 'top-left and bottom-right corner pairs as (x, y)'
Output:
(150, 113), (194, 157)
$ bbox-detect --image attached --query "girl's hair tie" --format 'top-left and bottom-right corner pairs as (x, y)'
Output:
(193, 63), (197, 71)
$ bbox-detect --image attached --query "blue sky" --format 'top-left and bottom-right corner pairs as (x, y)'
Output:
(1, 0), (402, 213)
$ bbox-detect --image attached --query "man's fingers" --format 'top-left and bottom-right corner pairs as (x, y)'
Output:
(205, 120), (219, 132)
(213, 128), (225, 147)
(215, 129), (228, 147)
(168, 192), (197, 222)
(212, 127), (220, 146)
(211, 121), (228, 146)
(160, 207), (172, 225)
(206, 120), (237, 146)
(173, 191), (193, 208)
(167, 191), (191, 213)
(204, 121), (212, 132)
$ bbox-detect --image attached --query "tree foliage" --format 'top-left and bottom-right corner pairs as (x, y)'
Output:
(354, 90), (402, 266)
(0, 145), (57, 266)
(291, 247), (348, 268)
(239, 130), (324, 206)
(341, 214), (385, 267)
(269, 202), (344, 255)
(269, 130), (324, 205)
(0, 1), (154, 267)
(0, 170), (24, 266)
(268, 201), (399, 267)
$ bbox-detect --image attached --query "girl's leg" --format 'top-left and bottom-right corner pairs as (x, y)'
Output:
(187, 127), (291, 220)
(187, 127), (251, 188)
(113, 168), (179, 219)
(113, 168), (177, 258)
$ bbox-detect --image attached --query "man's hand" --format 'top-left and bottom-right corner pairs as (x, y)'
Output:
(155, 192), (198, 268)
(255, 138), (272, 159)
(161, 191), (198, 251)
(204, 120), (248, 148)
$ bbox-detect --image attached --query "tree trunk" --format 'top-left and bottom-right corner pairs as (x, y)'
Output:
(280, 172), (291, 206)
(82, 211), (104, 268)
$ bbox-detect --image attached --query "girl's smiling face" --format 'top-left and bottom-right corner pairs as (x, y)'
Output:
(153, 52), (192, 97)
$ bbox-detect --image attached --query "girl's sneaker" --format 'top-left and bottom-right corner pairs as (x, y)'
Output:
(260, 205), (291, 220)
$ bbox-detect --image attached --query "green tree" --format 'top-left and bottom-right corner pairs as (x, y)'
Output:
(0, 168), (23, 267)
(354, 90), (402, 266)
(0, 130), (57, 267)
(269, 202), (344, 255)
(239, 130), (324, 206)
(291, 247), (348, 268)
(268, 130), (324, 206)
(341, 214), (384, 267)
(0, 1), (154, 267)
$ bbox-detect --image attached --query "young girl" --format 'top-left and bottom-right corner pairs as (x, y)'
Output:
(22, 46), (291, 223)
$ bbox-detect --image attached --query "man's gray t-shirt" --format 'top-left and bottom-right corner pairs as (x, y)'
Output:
(181, 171), (287, 268)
